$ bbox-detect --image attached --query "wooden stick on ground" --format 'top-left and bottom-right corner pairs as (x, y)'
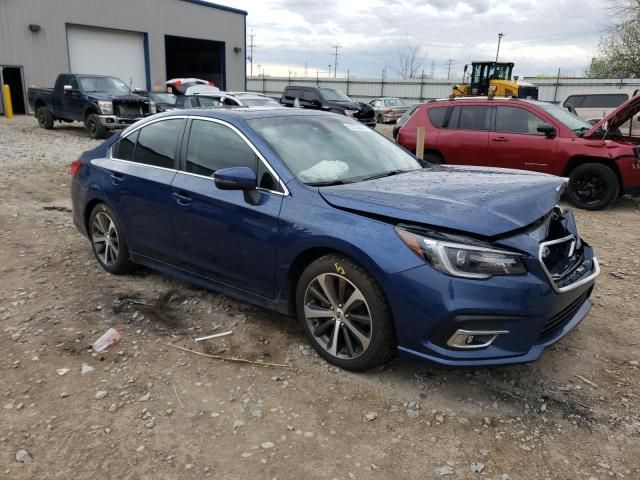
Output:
(166, 343), (293, 369)
(173, 384), (185, 409)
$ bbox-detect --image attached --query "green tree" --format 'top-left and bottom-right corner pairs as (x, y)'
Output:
(588, 1), (640, 78)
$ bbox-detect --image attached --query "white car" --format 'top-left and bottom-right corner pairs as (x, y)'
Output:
(164, 78), (220, 96)
(194, 91), (283, 108)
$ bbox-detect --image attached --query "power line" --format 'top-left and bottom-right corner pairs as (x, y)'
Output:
(332, 45), (341, 78)
(447, 59), (454, 79)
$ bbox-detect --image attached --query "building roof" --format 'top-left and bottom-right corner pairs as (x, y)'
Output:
(180, 0), (247, 16)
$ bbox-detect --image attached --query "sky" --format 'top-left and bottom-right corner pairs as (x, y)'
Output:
(207, 0), (611, 79)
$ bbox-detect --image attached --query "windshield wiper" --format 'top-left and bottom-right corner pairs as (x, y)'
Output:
(573, 126), (592, 137)
(306, 179), (353, 187)
(359, 169), (416, 182)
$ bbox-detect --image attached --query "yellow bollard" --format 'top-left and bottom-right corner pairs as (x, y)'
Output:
(3, 84), (14, 119)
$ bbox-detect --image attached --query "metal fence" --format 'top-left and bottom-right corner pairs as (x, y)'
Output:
(247, 75), (640, 104)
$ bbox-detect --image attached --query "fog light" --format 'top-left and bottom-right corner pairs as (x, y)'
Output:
(447, 329), (509, 349)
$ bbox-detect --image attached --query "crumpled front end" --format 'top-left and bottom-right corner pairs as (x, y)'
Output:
(384, 207), (599, 366)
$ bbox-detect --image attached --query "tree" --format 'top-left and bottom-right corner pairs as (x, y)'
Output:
(395, 40), (426, 79)
(588, 1), (640, 78)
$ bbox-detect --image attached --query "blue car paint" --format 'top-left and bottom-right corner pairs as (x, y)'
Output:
(71, 108), (598, 367)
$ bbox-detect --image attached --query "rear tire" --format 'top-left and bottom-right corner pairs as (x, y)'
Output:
(36, 107), (54, 130)
(424, 151), (444, 165)
(566, 163), (619, 210)
(84, 113), (108, 139)
(89, 203), (133, 275)
(296, 254), (396, 371)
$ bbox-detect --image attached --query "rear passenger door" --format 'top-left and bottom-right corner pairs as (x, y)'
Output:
(436, 105), (490, 165)
(488, 106), (557, 173)
(170, 118), (284, 298)
(102, 118), (185, 263)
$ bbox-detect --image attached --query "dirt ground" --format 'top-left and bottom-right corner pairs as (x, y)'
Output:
(1, 115), (639, 480)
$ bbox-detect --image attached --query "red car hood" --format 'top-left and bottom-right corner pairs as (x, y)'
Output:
(584, 94), (640, 137)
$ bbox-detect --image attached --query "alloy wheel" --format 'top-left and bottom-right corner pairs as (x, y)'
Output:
(91, 211), (120, 266)
(303, 273), (372, 360)
(571, 172), (606, 206)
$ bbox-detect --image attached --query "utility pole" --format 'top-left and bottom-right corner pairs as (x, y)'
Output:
(495, 33), (505, 62)
(447, 59), (454, 79)
(328, 64), (332, 78)
(430, 60), (435, 79)
(304, 60), (308, 78)
(248, 29), (256, 77)
(332, 45), (340, 78)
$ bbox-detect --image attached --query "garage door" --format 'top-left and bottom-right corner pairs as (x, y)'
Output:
(67, 25), (148, 90)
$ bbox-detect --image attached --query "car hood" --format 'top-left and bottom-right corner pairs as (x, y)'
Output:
(327, 100), (363, 110)
(585, 94), (640, 137)
(87, 92), (148, 102)
(318, 166), (567, 237)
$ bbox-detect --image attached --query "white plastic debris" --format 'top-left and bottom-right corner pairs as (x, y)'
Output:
(56, 368), (70, 376)
(195, 331), (232, 342)
(92, 327), (122, 352)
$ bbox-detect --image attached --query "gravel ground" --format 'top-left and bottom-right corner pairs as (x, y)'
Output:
(1, 115), (639, 479)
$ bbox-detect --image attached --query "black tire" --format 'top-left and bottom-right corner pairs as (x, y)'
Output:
(566, 163), (619, 210)
(84, 113), (108, 139)
(88, 203), (133, 275)
(36, 107), (54, 130)
(295, 254), (396, 371)
(424, 151), (444, 164)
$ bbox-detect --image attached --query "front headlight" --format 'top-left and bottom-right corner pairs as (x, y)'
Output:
(344, 109), (358, 118)
(395, 226), (526, 279)
(98, 101), (113, 115)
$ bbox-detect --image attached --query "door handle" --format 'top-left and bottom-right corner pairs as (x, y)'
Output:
(492, 137), (509, 142)
(172, 191), (192, 206)
(110, 173), (123, 185)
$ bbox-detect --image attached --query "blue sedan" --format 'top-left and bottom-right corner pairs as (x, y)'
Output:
(70, 108), (599, 371)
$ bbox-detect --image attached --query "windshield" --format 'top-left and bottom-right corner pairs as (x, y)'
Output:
(385, 98), (406, 107)
(537, 102), (593, 132)
(240, 98), (280, 107)
(319, 88), (351, 102)
(248, 115), (421, 185)
(149, 93), (176, 105)
(78, 76), (130, 94)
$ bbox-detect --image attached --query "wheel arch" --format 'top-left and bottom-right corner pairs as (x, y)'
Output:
(84, 105), (100, 119)
(562, 156), (623, 192)
(284, 243), (390, 318)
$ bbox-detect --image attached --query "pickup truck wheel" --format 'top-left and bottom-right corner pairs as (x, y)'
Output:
(567, 163), (619, 210)
(36, 107), (54, 130)
(296, 254), (396, 371)
(85, 114), (107, 139)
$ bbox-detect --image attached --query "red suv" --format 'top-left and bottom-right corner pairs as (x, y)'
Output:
(397, 96), (640, 210)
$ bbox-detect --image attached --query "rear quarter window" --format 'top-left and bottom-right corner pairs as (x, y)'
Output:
(112, 130), (138, 161)
(427, 106), (447, 128)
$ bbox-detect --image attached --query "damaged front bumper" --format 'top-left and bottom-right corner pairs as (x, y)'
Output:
(97, 115), (145, 129)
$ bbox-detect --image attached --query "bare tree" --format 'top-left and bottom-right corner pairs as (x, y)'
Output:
(395, 40), (426, 79)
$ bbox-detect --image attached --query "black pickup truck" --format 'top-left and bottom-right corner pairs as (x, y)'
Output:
(28, 74), (156, 139)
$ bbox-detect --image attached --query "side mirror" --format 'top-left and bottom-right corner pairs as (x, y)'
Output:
(214, 166), (257, 191)
(537, 123), (556, 137)
(63, 84), (73, 91)
(463, 65), (468, 74)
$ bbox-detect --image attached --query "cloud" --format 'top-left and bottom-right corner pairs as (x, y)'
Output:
(212, 0), (608, 78)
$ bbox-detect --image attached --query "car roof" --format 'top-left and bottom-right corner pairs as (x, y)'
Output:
(152, 107), (327, 122)
(426, 97), (549, 107)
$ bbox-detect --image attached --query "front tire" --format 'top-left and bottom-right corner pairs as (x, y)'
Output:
(296, 254), (396, 371)
(84, 113), (108, 139)
(36, 107), (54, 130)
(89, 203), (133, 274)
(566, 163), (619, 210)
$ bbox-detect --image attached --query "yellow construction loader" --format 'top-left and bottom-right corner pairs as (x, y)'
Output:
(452, 61), (538, 99)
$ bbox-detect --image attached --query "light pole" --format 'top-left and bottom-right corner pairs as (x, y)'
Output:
(328, 64), (332, 78)
(495, 33), (505, 62)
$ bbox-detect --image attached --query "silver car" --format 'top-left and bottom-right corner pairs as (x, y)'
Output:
(369, 97), (411, 123)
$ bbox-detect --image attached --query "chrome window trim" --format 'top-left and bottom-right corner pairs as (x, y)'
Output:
(108, 114), (289, 196)
(538, 234), (600, 293)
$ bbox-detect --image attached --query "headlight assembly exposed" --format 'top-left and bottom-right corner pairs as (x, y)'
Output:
(98, 101), (113, 115)
(395, 226), (526, 279)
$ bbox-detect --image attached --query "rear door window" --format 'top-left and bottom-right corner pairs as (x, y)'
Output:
(133, 119), (185, 169)
(495, 106), (546, 135)
(112, 130), (139, 161)
(427, 106), (448, 128)
(447, 106), (489, 130)
(581, 94), (628, 108)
